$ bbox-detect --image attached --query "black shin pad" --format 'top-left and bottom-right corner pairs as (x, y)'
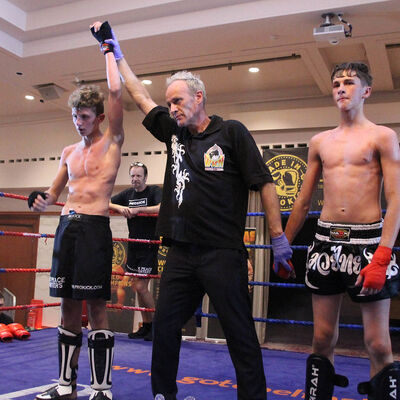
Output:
(358, 362), (400, 400)
(87, 329), (114, 391)
(58, 326), (82, 386)
(305, 354), (349, 400)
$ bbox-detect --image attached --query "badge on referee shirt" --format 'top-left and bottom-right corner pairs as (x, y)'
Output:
(204, 144), (225, 171)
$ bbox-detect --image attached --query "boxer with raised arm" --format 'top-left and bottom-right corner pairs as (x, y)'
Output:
(28, 21), (123, 400)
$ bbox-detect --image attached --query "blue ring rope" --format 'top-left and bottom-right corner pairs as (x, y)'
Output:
(245, 244), (400, 251)
(246, 210), (387, 217)
(199, 312), (400, 332)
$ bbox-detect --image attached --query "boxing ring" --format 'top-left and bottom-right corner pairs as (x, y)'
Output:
(0, 191), (399, 400)
(0, 327), (372, 400)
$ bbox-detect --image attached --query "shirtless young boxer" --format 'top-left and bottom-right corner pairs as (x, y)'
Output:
(285, 62), (400, 399)
(28, 21), (123, 400)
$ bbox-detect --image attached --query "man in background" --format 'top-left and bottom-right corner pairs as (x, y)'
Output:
(110, 162), (161, 341)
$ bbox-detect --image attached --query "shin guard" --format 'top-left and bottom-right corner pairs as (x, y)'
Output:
(88, 330), (114, 392)
(358, 362), (400, 400)
(58, 326), (82, 387)
(305, 354), (349, 400)
(35, 327), (82, 400)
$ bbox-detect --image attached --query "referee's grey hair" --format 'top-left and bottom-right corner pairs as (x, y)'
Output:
(166, 71), (207, 105)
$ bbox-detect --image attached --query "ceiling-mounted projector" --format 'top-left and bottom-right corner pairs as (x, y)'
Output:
(313, 13), (352, 45)
(313, 24), (346, 45)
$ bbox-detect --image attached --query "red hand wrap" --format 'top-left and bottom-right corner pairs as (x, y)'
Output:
(273, 260), (294, 279)
(100, 42), (114, 55)
(360, 246), (392, 291)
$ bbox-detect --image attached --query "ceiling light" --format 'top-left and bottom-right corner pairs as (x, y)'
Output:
(249, 67), (259, 73)
(25, 95), (35, 100)
(142, 79), (152, 85)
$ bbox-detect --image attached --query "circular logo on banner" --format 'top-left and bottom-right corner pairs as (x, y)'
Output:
(266, 154), (307, 211)
(112, 241), (126, 266)
(158, 245), (169, 258)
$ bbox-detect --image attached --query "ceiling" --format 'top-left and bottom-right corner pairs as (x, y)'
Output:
(0, 0), (399, 126)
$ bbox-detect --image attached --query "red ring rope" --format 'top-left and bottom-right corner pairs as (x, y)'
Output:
(0, 302), (154, 313)
(0, 268), (160, 279)
(0, 230), (161, 245)
(0, 303), (60, 311)
(0, 192), (158, 217)
(0, 268), (51, 273)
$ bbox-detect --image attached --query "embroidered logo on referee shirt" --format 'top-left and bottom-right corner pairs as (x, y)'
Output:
(204, 144), (225, 171)
(329, 227), (351, 241)
(171, 135), (189, 207)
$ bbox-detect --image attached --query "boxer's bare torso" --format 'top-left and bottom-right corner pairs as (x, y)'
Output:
(61, 128), (121, 216)
(313, 122), (388, 224)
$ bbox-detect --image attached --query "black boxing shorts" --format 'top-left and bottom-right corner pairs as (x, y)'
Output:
(50, 213), (113, 300)
(126, 245), (158, 275)
(305, 220), (400, 302)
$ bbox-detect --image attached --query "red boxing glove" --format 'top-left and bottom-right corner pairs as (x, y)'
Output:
(0, 323), (13, 342)
(359, 246), (392, 291)
(7, 323), (30, 340)
(273, 259), (295, 279)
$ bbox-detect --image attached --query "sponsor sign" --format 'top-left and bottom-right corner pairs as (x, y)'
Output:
(263, 147), (323, 212)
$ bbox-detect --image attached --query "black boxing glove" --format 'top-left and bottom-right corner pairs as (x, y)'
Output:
(91, 21), (114, 55)
(28, 191), (48, 209)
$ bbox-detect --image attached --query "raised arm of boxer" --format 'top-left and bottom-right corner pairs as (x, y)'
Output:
(90, 21), (124, 146)
(105, 50), (124, 145)
(98, 23), (157, 116)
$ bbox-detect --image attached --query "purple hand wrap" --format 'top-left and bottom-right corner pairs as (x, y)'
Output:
(104, 28), (123, 60)
(271, 233), (293, 274)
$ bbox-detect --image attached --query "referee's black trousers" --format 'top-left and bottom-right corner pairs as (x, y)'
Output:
(151, 243), (267, 400)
